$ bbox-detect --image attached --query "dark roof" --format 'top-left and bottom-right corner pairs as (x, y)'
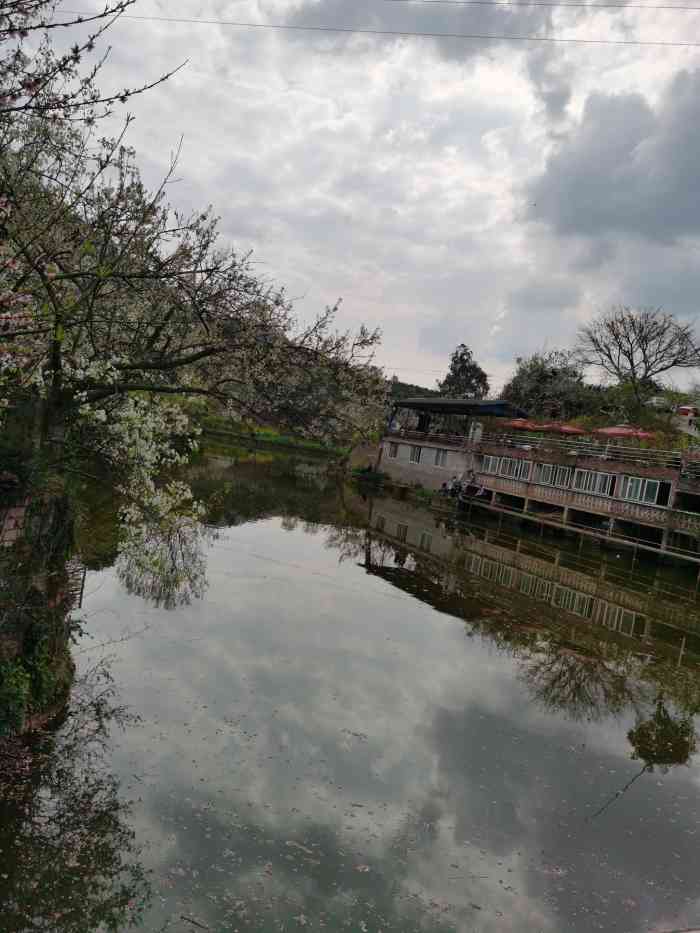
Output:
(393, 397), (528, 418)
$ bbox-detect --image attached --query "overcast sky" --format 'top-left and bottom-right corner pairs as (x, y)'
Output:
(59, 0), (700, 391)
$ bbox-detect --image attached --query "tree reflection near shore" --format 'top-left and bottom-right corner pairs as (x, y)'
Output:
(0, 661), (152, 932)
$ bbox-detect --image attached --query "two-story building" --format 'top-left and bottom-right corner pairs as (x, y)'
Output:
(378, 396), (700, 563)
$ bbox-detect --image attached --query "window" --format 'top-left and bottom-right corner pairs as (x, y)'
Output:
(535, 579), (553, 601)
(619, 475), (663, 506)
(434, 449), (448, 467)
(388, 442), (398, 459)
(420, 532), (432, 552)
(497, 458), (531, 481)
(409, 445), (422, 464)
(396, 523), (408, 542)
(573, 469), (615, 496)
(643, 479), (660, 504)
(375, 515), (386, 532)
(480, 455), (500, 475)
(534, 463), (571, 488)
(619, 610), (636, 636)
(519, 573), (536, 596)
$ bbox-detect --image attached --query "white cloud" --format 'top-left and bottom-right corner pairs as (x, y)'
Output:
(54, 0), (700, 391)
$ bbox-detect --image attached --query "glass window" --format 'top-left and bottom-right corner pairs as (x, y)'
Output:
(396, 523), (408, 542)
(375, 515), (386, 532)
(388, 442), (398, 458)
(481, 455), (500, 474)
(620, 476), (642, 501)
(420, 532), (432, 552)
(643, 480), (660, 504)
(573, 469), (614, 496)
(535, 463), (554, 485)
(619, 610), (636, 636)
(409, 445), (422, 464)
(555, 466), (571, 488)
(434, 449), (448, 467)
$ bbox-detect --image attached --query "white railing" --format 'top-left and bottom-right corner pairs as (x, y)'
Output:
(475, 431), (687, 469)
(474, 472), (700, 532)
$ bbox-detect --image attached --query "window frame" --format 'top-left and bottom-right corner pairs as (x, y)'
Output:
(409, 445), (422, 464)
(388, 442), (398, 459)
(619, 474), (663, 506)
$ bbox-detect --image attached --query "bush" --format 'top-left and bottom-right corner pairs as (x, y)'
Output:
(0, 660), (31, 737)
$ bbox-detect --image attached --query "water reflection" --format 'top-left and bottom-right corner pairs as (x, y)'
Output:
(8, 461), (700, 932)
(0, 661), (151, 932)
(362, 493), (700, 772)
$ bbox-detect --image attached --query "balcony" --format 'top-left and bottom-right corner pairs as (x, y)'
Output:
(474, 472), (700, 535)
(385, 428), (468, 449)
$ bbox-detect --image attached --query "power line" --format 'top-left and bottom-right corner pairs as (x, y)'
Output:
(385, 0), (700, 11)
(62, 9), (700, 48)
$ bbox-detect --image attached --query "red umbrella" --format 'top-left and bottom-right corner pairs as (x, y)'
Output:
(535, 422), (585, 435)
(502, 418), (540, 430)
(593, 425), (654, 440)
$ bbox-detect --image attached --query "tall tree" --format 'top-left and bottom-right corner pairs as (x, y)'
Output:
(501, 350), (599, 419)
(575, 306), (698, 407)
(437, 344), (489, 398)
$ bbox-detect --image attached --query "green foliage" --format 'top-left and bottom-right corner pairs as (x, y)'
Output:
(628, 701), (697, 770)
(387, 377), (438, 400)
(501, 350), (600, 419)
(200, 414), (347, 456)
(0, 660), (31, 737)
(437, 344), (489, 399)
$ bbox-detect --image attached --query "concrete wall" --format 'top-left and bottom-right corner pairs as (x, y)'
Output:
(380, 439), (469, 490)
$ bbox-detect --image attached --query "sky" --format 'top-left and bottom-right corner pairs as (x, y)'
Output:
(57, 0), (700, 392)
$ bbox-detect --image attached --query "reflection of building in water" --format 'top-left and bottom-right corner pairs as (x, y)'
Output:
(366, 496), (700, 664)
(379, 396), (700, 564)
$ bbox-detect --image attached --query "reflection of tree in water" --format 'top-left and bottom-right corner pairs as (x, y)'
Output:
(628, 698), (697, 771)
(520, 645), (636, 723)
(116, 503), (214, 610)
(0, 662), (151, 932)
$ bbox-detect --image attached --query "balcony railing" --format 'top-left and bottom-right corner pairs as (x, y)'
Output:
(474, 472), (700, 533)
(386, 428), (468, 448)
(385, 427), (700, 473)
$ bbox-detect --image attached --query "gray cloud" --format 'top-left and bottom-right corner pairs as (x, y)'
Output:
(529, 69), (700, 242)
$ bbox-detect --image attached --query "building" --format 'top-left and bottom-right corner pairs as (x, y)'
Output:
(378, 396), (700, 562)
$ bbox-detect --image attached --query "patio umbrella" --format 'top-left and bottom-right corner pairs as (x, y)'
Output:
(502, 418), (540, 430)
(552, 423), (587, 436)
(534, 422), (585, 435)
(593, 425), (654, 440)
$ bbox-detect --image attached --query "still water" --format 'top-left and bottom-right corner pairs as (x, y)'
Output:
(7, 459), (700, 932)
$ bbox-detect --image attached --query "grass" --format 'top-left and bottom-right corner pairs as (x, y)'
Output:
(199, 414), (348, 457)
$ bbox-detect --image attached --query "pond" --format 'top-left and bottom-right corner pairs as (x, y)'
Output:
(4, 457), (700, 932)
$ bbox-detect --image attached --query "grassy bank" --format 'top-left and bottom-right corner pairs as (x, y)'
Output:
(200, 415), (348, 458)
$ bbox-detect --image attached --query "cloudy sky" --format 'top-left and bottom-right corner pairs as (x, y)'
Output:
(58, 0), (700, 390)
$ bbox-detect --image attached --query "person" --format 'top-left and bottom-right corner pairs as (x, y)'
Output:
(439, 481), (449, 496)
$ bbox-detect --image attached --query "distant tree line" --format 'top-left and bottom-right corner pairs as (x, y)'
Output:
(436, 306), (700, 423)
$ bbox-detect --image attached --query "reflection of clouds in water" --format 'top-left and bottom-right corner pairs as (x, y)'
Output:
(82, 517), (700, 932)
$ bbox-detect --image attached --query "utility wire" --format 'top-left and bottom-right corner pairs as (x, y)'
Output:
(62, 10), (700, 48)
(385, 0), (700, 11)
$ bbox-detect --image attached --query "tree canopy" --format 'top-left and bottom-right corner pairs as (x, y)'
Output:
(437, 344), (489, 398)
(575, 306), (698, 407)
(500, 350), (600, 420)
